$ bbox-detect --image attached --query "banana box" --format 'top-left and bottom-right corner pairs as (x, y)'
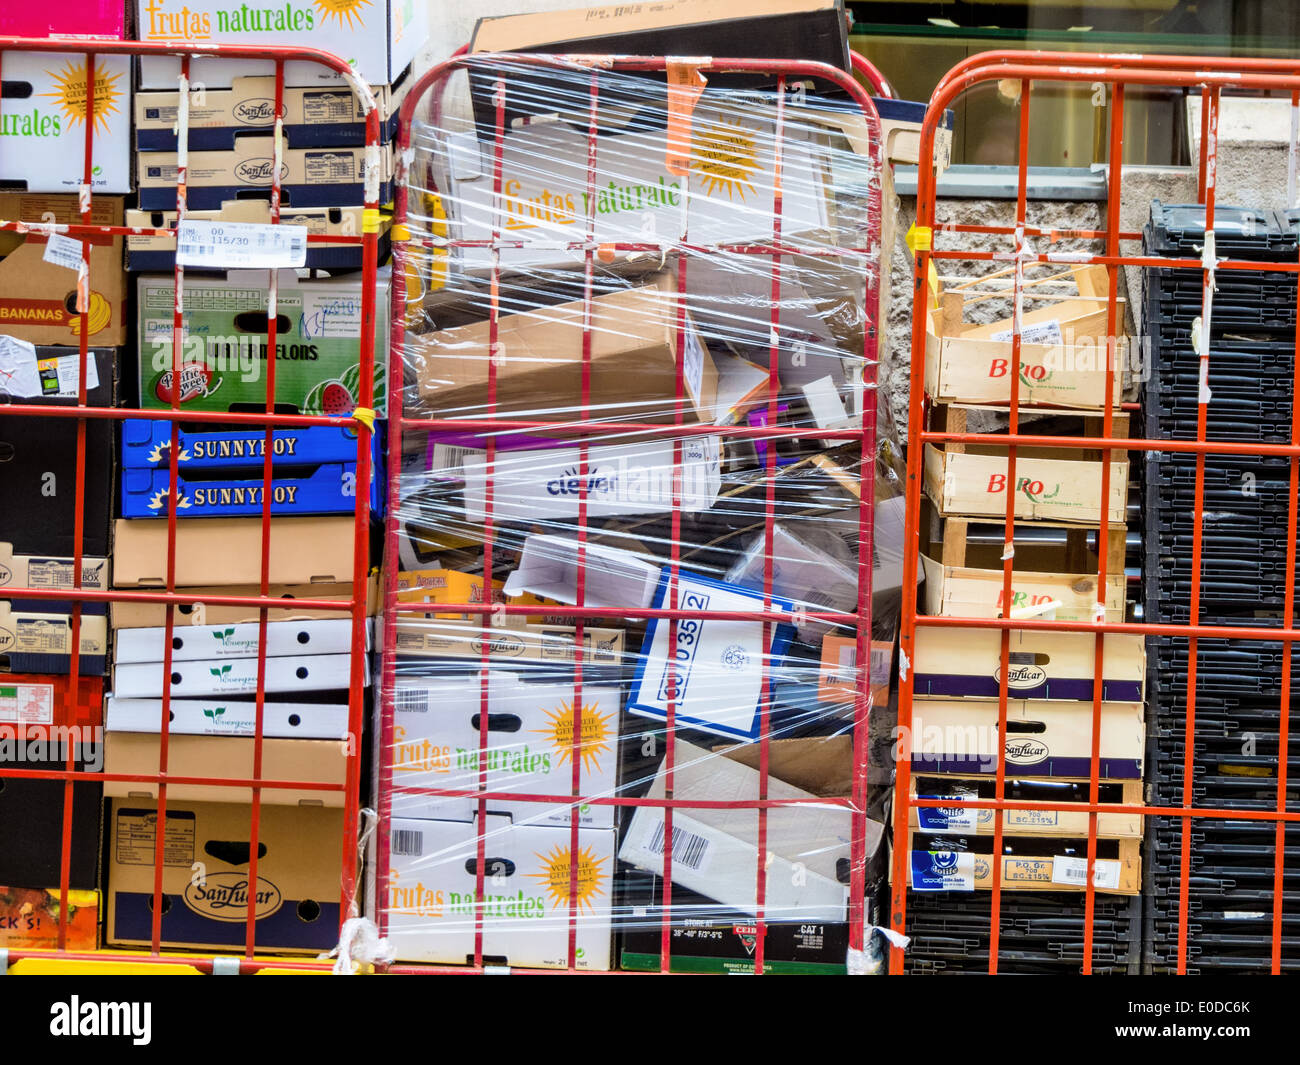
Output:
(0, 195), (127, 345)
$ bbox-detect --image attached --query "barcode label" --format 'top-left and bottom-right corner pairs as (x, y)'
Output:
(644, 819), (712, 873)
(1051, 855), (1121, 889)
(391, 829), (424, 857)
(395, 688), (431, 713)
(177, 220), (308, 269)
(429, 443), (482, 474)
(43, 232), (85, 271)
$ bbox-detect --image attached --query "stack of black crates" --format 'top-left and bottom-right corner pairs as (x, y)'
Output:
(1141, 200), (1300, 973)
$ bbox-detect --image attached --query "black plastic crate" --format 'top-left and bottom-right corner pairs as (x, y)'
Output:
(1146, 201), (1300, 261)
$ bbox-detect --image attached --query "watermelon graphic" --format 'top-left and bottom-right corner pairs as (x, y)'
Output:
(321, 381), (352, 415)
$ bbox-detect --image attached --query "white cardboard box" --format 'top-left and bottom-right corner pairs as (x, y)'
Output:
(112, 652), (366, 698)
(459, 436), (721, 523)
(0, 52), (131, 193)
(391, 672), (621, 829)
(105, 696), (350, 739)
(628, 571), (796, 741)
(136, 0), (428, 88)
(387, 814), (615, 970)
(503, 534), (662, 610)
(619, 740), (868, 923)
(113, 617), (365, 664)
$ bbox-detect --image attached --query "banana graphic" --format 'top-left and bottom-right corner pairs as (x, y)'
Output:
(68, 290), (111, 337)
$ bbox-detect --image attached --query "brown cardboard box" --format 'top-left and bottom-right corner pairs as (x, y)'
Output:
(394, 617), (625, 666)
(104, 733), (347, 807)
(410, 272), (718, 425)
(0, 195), (127, 345)
(105, 799), (343, 952)
(109, 576), (378, 629)
(111, 517), (361, 588)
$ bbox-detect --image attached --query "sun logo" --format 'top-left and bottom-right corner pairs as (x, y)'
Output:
(692, 118), (759, 201)
(527, 845), (607, 912)
(533, 701), (613, 774)
(314, 0), (372, 29)
(40, 61), (123, 134)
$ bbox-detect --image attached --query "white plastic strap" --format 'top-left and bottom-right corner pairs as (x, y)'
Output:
(845, 946), (872, 974)
(872, 925), (912, 951)
(1001, 541), (1015, 560)
(484, 964), (512, 975)
(1191, 316), (1206, 356)
(0, 948), (8, 975)
(176, 73), (190, 170)
(1198, 359), (1212, 405)
(1010, 598), (1062, 620)
(364, 144), (382, 204)
(212, 956), (241, 975)
(898, 649), (910, 682)
(1092, 601), (1107, 624)
(78, 184), (91, 215)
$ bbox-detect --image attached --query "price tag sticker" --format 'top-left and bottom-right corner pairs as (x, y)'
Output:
(42, 232), (85, 271)
(176, 220), (308, 269)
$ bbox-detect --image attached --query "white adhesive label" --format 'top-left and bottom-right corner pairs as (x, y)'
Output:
(40, 353), (101, 398)
(990, 319), (1064, 346)
(0, 682), (55, 724)
(1051, 855), (1122, 889)
(177, 220), (308, 269)
(0, 335), (41, 397)
(42, 233), (84, 271)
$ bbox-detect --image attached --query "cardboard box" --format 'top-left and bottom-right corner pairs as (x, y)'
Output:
(0, 601), (106, 675)
(126, 203), (388, 273)
(0, 347), (117, 557)
(503, 534), (663, 611)
(136, 270), (388, 416)
(924, 265), (1124, 410)
(874, 96), (954, 169)
(106, 696), (349, 739)
(396, 568), (552, 623)
(923, 445), (1129, 525)
(106, 799), (343, 952)
(920, 555), (1126, 624)
(114, 617), (362, 663)
(912, 627), (1145, 703)
(817, 634), (892, 707)
(0, 674), (104, 891)
(0, 195), (127, 345)
(0, 53), (130, 193)
(458, 436), (722, 523)
(134, 77), (405, 151)
(121, 419), (373, 470)
(908, 834), (1141, 895)
(0, 544), (108, 595)
(112, 652), (365, 698)
(103, 732), (346, 805)
(0, 886), (99, 952)
(470, 0), (849, 116)
(629, 571), (796, 741)
(136, 0), (428, 88)
(120, 458), (384, 519)
(393, 618), (624, 669)
(909, 698), (1145, 780)
(386, 814), (615, 970)
(725, 522), (858, 640)
(110, 576), (376, 628)
(618, 868), (851, 974)
(2, 3), (125, 37)
(137, 139), (394, 211)
(410, 273), (717, 425)
(619, 739), (869, 922)
(909, 774), (1143, 839)
(111, 516), (361, 588)
(391, 672), (621, 828)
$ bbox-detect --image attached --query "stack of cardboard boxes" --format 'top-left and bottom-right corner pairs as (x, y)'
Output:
(381, 0), (902, 973)
(905, 263), (1147, 920)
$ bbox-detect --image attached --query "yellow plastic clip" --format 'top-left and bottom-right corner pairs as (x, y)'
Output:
(905, 223), (933, 254)
(362, 208), (382, 234)
(351, 406), (377, 432)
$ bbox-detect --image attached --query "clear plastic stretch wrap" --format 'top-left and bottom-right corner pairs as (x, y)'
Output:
(376, 54), (902, 974)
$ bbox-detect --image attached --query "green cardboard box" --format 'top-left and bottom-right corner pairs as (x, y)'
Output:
(136, 269), (388, 415)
